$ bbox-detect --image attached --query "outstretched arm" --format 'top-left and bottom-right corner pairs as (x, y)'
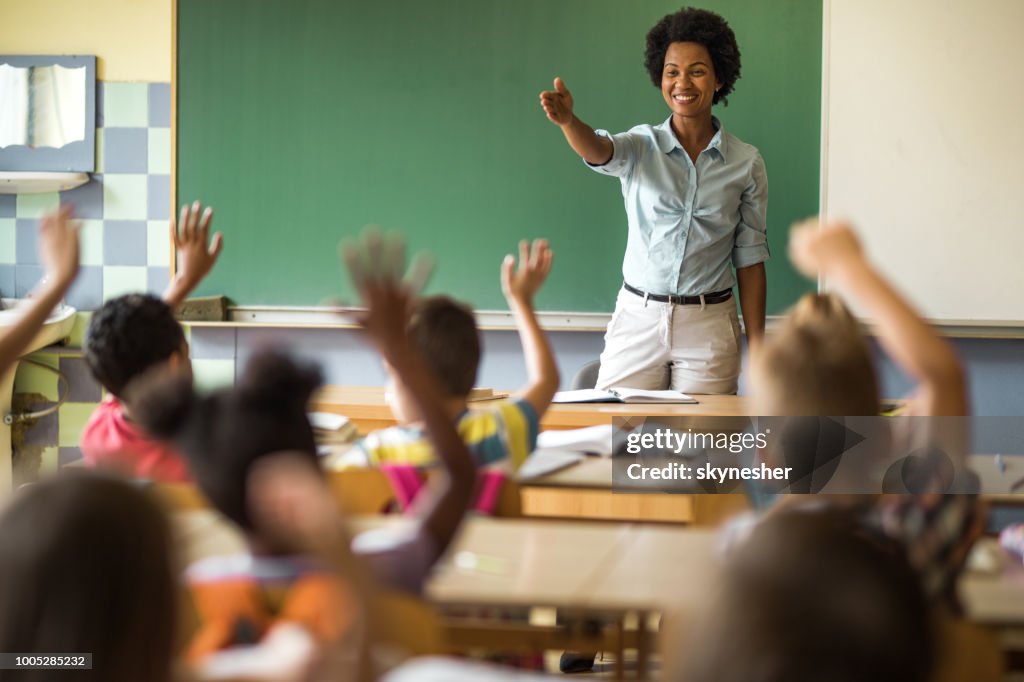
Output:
(539, 77), (613, 165)
(0, 206), (79, 375)
(503, 239), (559, 416)
(789, 219), (967, 416)
(164, 201), (224, 310)
(340, 231), (476, 563)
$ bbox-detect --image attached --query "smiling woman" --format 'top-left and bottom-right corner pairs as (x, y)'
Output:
(539, 7), (768, 395)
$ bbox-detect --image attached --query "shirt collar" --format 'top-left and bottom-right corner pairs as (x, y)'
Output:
(654, 116), (727, 161)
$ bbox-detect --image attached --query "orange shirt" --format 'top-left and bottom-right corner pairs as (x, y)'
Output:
(185, 554), (356, 663)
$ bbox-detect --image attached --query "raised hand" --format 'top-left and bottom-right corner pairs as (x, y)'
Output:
(173, 200), (223, 288)
(37, 204), (80, 290)
(248, 452), (351, 559)
(338, 227), (433, 351)
(501, 238), (553, 305)
(789, 217), (865, 279)
(539, 77), (575, 127)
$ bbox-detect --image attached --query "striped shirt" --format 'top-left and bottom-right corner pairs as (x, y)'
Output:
(353, 398), (540, 470)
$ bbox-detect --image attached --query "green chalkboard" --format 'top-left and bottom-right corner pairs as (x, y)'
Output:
(177, 0), (819, 313)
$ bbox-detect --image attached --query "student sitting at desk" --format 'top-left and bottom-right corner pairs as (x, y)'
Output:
(747, 219), (982, 608)
(80, 201), (222, 482)
(338, 239), (559, 512)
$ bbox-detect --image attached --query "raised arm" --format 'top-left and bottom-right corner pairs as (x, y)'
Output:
(245, 454), (374, 682)
(789, 219), (967, 416)
(341, 231), (476, 562)
(503, 239), (559, 416)
(163, 201), (224, 310)
(0, 206), (79, 375)
(539, 77), (613, 165)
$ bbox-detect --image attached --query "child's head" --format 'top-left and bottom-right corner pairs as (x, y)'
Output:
(131, 349), (322, 545)
(751, 293), (879, 416)
(85, 294), (189, 399)
(675, 509), (933, 682)
(0, 472), (177, 682)
(645, 7), (742, 108)
(385, 295), (480, 423)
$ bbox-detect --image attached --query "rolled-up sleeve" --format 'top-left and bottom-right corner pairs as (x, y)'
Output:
(584, 130), (637, 178)
(731, 152), (770, 269)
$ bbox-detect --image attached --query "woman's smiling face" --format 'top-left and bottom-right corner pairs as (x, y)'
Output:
(661, 41), (721, 118)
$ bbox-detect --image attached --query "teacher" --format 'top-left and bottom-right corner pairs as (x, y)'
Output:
(539, 7), (768, 394)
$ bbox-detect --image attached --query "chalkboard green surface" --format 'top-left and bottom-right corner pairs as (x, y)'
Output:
(177, 0), (820, 313)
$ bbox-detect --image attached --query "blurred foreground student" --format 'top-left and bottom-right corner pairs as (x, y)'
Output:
(0, 206), (79, 376)
(749, 219), (982, 606)
(80, 201), (222, 481)
(673, 509), (935, 682)
(132, 230), (479, 663)
(0, 472), (179, 682)
(727, 220), (1001, 680)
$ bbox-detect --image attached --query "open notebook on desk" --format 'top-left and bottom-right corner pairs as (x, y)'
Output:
(552, 388), (697, 404)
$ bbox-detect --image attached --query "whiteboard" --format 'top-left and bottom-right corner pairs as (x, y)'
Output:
(822, 0), (1024, 324)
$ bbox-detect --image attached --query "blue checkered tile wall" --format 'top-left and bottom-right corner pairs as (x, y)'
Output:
(0, 82), (173, 310)
(4, 81), (204, 479)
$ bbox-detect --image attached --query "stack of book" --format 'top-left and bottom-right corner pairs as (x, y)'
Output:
(308, 412), (359, 445)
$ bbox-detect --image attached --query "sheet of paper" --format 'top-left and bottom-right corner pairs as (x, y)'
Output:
(536, 424), (616, 456)
(517, 448), (586, 479)
(551, 389), (619, 403)
(610, 388), (696, 403)
(308, 411), (352, 431)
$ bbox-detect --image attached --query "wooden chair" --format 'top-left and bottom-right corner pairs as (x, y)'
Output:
(327, 468), (397, 515)
(373, 591), (448, 661)
(151, 482), (211, 511)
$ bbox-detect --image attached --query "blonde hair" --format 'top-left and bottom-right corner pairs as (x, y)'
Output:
(754, 293), (879, 416)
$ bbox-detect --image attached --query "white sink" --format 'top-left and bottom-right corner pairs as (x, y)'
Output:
(0, 299), (78, 492)
(0, 299), (77, 354)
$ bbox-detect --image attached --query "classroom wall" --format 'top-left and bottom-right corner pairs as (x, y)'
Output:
(223, 327), (1024, 418)
(4, 1), (1023, 478)
(0, 0), (171, 81)
(0, 0), (229, 478)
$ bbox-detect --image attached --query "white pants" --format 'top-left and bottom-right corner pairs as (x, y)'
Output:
(595, 286), (741, 394)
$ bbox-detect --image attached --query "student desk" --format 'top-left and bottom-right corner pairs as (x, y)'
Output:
(173, 510), (716, 678)
(970, 454), (1024, 504)
(174, 511), (1023, 677)
(519, 456), (750, 526)
(310, 385), (751, 432)
(518, 454), (1024, 525)
(311, 386), (752, 526)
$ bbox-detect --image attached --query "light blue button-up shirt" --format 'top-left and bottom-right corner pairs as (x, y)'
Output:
(589, 116), (769, 296)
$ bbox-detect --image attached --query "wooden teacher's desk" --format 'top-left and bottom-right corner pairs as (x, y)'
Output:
(310, 386), (752, 432)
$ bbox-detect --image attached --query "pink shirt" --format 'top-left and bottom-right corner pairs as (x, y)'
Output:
(80, 396), (191, 482)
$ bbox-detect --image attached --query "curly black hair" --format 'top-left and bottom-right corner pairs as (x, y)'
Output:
(85, 294), (187, 397)
(130, 348), (322, 534)
(644, 7), (742, 106)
